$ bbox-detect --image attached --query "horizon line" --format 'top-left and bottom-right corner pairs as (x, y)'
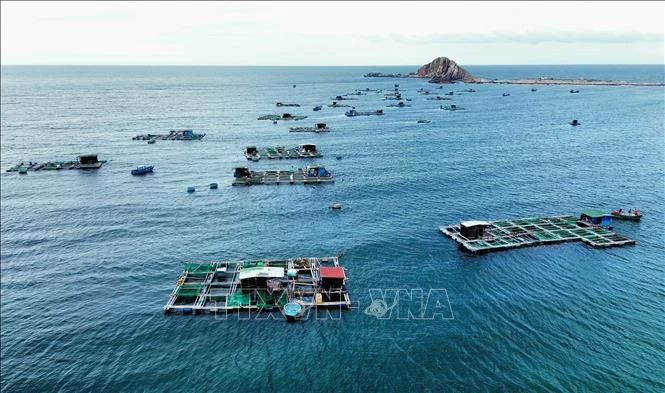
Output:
(2, 63), (664, 67)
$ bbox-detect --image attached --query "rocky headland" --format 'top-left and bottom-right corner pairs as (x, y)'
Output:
(365, 57), (664, 86)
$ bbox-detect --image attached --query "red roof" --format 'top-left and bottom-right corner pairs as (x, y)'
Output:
(319, 266), (345, 279)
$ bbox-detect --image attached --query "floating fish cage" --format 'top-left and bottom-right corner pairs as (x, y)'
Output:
(244, 144), (322, 160)
(132, 129), (205, 141)
(232, 166), (334, 186)
(258, 114), (308, 121)
(328, 102), (351, 108)
(7, 155), (106, 172)
(440, 215), (635, 254)
(289, 123), (330, 133)
(163, 256), (351, 317)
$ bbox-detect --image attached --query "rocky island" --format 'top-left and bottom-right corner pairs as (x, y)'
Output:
(365, 56), (664, 86)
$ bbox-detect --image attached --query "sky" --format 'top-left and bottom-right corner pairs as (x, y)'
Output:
(1, 1), (663, 65)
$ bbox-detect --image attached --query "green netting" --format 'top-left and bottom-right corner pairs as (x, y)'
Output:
(184, 263), (215, 275)
(227, 292), (251, 307)
(275, 292), (289, 307)
(176, 285), (201, 297)
(255, 291), (273, 310)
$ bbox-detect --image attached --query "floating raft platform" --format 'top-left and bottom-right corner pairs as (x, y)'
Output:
(440, 215), (636, 254)
(232, 166), (333, 186)
(6, 154), (106, 172)
(163, 256), (351, 316)
(132, 129), (205, 141)
(245, 144), (322, 160)
(328, 102), (351, 108)
(258, 113), (308, 121)
(289, 123), (330, 133)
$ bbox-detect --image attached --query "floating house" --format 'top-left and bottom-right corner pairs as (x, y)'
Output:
(440, 215), (635, 254)
(163, 256), (351, 320)
(244, 144), (322, 160)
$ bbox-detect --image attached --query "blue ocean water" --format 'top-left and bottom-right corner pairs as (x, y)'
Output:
(1, 65), (664, 392)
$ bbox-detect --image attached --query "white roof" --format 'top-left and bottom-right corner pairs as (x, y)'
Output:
(238, 266), (285, 280)
(461, 220), (490, 227)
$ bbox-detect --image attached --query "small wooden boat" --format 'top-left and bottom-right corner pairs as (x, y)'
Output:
(569, 119), (580, 126)
(313, 105), (322, 111)
(283, 302), (303, 322)
(329, 202), (342, 210)
(147, 138), (156, 144)
(611, 211), (642, 221)
(131, 165), (154, 175)
(502, 93), (510, 96)
(18, 166), (28, 174)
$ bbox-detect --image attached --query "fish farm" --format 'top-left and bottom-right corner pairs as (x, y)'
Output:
(328, 102), (351, 108)
(232, 166), (333, 185)
(257, 113), (308, 121)
(244, 144), (322, 160)
(132, 129), (205, 141)
(345, 108), (384, 117)
(440, 215), (636, 254)
(163, 256), (351, 318)
(289, 123), (330, 133)
(6, 154), (106, 172)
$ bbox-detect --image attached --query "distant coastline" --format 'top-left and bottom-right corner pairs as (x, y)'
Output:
(365, 57), (665, 86)
(469, 77), (665, 87)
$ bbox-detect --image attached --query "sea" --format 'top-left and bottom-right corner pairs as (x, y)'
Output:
(1, 65), (664, 392)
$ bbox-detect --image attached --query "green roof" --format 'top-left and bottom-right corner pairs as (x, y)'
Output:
(581, 209), (608, 218)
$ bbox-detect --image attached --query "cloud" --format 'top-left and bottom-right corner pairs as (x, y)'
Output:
(355, 31), (664, 45)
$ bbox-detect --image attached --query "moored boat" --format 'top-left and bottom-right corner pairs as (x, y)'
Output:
(611, 210), (642, 221)
(131, 165), (154, 175)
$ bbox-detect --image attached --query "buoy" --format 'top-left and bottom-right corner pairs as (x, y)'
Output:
(315, 293), (323, 304)
(209, 183), (218, 189)
(187, 186), (195, 193)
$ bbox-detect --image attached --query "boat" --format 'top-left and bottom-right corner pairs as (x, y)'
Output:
(531, 88), (537, 92)
(502, 93), (510, 96)
(569, 119), (580, 126)
(18, 166), (28, 174)
(570, 89), (580, 93)
(147, 138), (156, 144)
(131, 165), (154, 175)
(283, 302), (304, 322)
(417, 120), (431, 124)
(313, 105), (322, 111)
(329, 202), (342, 210)
(611, 210), (642, 221)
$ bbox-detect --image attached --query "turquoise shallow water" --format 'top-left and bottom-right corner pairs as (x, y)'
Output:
(1, 65), (664, 392)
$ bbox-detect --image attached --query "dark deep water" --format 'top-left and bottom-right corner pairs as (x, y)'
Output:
(1, 65), (664, 392)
